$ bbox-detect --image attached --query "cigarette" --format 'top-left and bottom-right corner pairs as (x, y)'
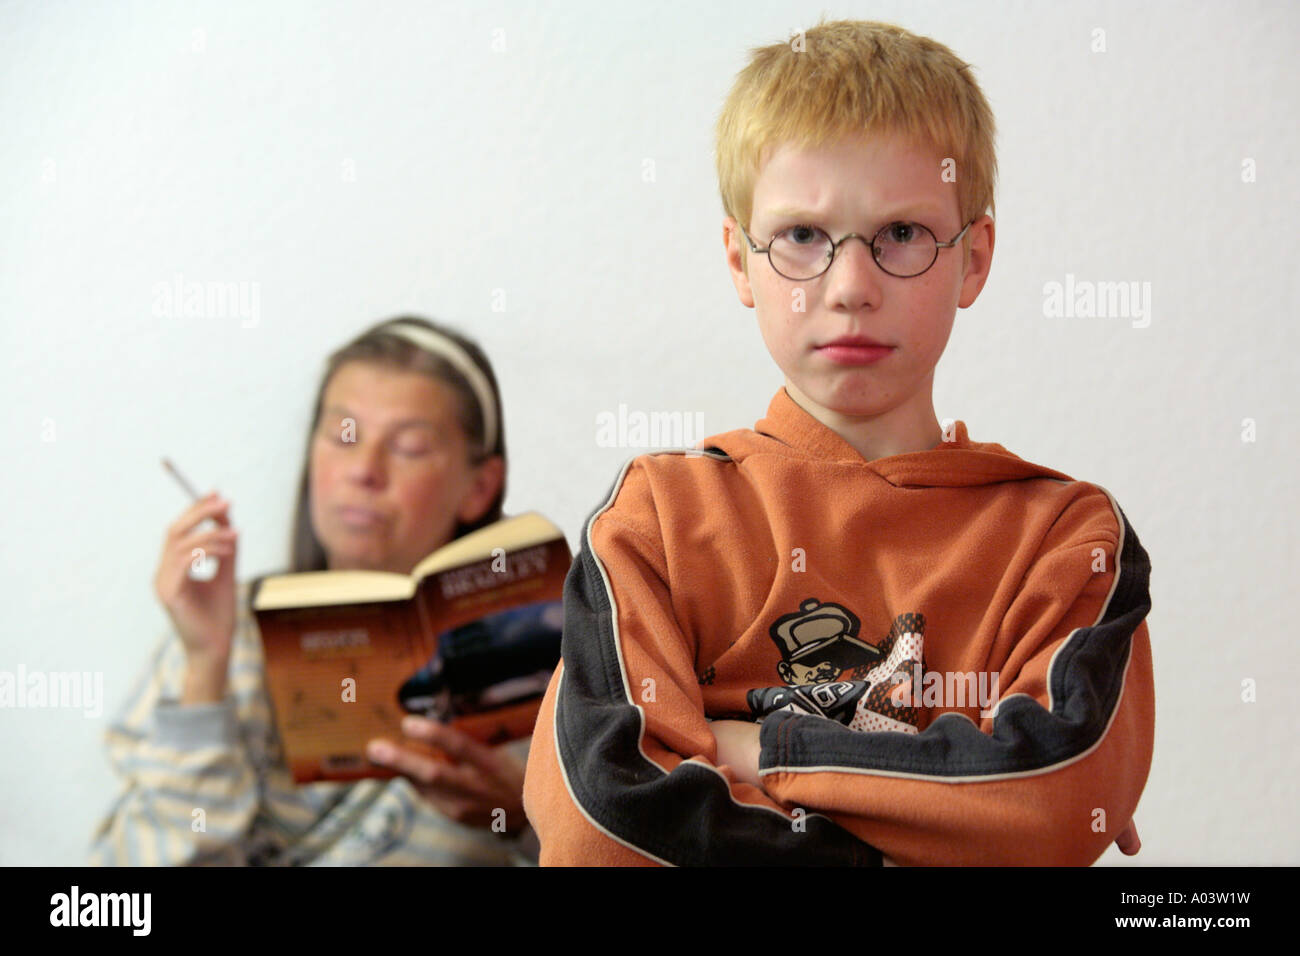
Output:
(161, 457), (203, 501)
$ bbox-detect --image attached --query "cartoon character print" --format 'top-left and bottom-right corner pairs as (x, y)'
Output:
(747, 599), (926, 735)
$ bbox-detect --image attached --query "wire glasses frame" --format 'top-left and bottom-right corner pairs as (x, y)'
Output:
(739, 218), (976, 280)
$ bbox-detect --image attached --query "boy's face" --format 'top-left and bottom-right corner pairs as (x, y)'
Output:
(724, 132), (993, 431)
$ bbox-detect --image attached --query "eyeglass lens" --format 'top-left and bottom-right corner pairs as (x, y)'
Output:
(768, 222), (938, 279)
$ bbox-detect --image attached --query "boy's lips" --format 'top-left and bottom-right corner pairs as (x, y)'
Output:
(816, 335), (895, 365)
(822, 334), (891, 348)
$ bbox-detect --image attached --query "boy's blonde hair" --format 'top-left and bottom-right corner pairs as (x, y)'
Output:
(715, 19), (996, 266)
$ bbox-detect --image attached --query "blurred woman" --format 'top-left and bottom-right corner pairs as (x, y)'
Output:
(90, 316), (540, 865)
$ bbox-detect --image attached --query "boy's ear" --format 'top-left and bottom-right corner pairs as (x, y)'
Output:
(723, 217), (756, 308)
(957, 215), (995, 309)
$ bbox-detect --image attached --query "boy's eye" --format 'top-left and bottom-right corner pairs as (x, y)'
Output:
(884, 221), (919, 243)
(786, 224), (825, 245)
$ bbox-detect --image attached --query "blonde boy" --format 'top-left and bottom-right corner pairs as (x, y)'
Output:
(523, 20), (1153, 865)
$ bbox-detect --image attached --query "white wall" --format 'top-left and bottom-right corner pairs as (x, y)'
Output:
(2, 0), (1296, 865)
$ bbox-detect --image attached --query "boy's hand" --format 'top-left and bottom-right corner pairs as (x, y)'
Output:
(709, 719), (763, 789)
(366, 716), (527, 834)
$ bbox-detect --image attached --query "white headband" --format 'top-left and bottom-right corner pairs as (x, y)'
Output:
(382, 322), (498, 455)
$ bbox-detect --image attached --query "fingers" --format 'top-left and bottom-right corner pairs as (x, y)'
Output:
(159, 494), (235, 576)
(164, 493), (232, 548)
(156, 494), (239, 606)
(400, 716), (501, 771)
(156, 526), (238, 600)
(367, 717), (523, 794)
(175, 526), (238, 562)
(367, 719), (529, 830)
(366, 731), (527, 830)
(365, 736), (493, 802)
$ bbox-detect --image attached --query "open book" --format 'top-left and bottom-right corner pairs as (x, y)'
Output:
(251, 512), (571, 783)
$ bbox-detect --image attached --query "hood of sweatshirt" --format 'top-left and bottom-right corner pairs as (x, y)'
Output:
(702, 387), (1075, 489)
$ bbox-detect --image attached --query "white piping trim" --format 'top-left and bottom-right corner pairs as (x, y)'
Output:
(549, 666), (674, 866)
(761, 482), (1142, 783)
(552, 449), (839, 862)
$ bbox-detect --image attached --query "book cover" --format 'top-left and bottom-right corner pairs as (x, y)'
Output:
(251, 512), (571, 783)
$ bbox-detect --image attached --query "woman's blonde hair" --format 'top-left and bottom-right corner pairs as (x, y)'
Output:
(288, 316), (507, 572)
(715, 19), (997, 265)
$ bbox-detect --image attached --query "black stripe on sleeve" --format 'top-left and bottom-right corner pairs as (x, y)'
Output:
(553, 459), (880, 866)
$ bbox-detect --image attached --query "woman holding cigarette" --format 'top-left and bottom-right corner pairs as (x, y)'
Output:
(90, 316), (540, 865)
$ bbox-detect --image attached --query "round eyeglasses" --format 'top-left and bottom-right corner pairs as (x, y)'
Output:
(740, 218), (975, 280)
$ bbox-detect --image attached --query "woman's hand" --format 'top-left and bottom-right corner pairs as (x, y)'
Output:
(153, 492), (238, 703)
(367, 716), (528, 834)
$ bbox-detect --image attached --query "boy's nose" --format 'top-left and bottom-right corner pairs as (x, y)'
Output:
(831, 233), (881, 270)
(824, 235), (884, 306)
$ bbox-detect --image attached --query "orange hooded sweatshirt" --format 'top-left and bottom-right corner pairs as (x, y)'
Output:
(523, 387), (1154, 865)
